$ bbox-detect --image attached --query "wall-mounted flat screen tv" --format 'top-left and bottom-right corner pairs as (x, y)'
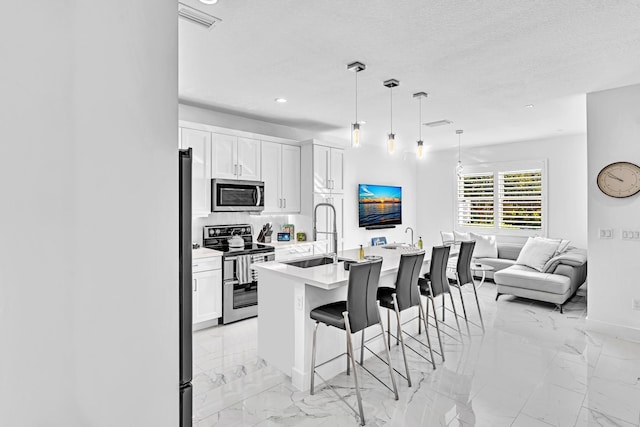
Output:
(358, 184), (402, 228)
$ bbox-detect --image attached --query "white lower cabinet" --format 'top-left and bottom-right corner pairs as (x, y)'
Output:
(192, 257), (222, 324)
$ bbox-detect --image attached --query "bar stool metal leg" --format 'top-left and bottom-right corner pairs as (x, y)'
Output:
(387, 309), (391, 350)
(428, 294), (445, 361)
(346, 335), (350, 376)
(376, 310), (399, 400)
(310, 321), (319, 394)
(360, 329), (365, 365)
(343, 313), (365, 426)
(448, 293), (464, 340)
(418, 299), (437, 370)
(391, 294), (412, 387)
(455, 273), (472, 336)
(471, 281), (485, 331)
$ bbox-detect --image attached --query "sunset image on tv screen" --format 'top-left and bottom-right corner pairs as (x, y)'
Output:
(358, 184), (402, 227)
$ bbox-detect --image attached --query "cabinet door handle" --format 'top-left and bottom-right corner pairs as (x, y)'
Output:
(239, 164), (243, 176)
(283, 198), (286, 209)
(194, 278), (198, 292)
(234, 164), (238, 176)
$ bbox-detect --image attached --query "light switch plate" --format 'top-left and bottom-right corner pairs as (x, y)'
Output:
(599, 229), (614, 239)
(622, 230), (640, 240)
(632, 299), (640, 311)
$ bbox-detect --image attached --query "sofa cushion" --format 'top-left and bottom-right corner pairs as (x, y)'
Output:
(497, 243), (524, 261)
(440, 231), (455, 245)
(542, 248), (587, 273)
(555, 239), (571, 255)
(494, 265), (571, 295)
(454, 231), (470, 241)
(474, 257), (516, 273)
(515, 237), (561, 272)
(470, 232), (498, 258)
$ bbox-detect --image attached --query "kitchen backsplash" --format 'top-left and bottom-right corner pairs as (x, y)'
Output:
(192, 212), (308, 245)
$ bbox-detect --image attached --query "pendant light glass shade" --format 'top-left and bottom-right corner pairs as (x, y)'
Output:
(456, 129), (464, 176)
(417, 140), (424, 159)
(352, 123), (360, 147)
(383, 79), (399, 155)
(413, 92), (428, 159)
(347, 61), (365, 148)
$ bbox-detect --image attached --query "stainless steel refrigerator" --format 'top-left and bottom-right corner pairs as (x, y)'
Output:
(179, 148), (193, 426)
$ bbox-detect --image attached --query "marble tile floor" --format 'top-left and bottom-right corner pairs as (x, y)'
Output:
(193, 283), (640, 426)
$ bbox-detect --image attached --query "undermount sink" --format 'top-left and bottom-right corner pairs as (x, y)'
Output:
(283, 256), (337, 269)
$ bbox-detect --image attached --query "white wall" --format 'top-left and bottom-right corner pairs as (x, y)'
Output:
(0, 2), (178, 426)
(416, 134), (588, 249)
(587, 83), (640, 335)
(341, 146), (418, 249)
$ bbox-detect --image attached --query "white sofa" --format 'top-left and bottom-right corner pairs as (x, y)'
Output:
(443, 233), (588, 313)
(472, 239), (587, 313)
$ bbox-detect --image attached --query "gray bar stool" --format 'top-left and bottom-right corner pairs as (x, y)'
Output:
(418, 245), (464, 344)
(449, 240), (485, 332)
(376, 251), (438, 385)
(309, 258), (398, 426)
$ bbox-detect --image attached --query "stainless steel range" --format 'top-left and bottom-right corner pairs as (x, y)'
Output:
(203, 224), (275, 324)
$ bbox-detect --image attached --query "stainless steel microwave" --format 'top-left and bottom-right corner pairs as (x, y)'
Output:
(211, 179), (264, 212)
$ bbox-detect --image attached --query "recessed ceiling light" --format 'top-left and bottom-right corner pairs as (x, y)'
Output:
(274, 98), (287, 103)
(199, 0), (218, 4)
(525, 104), (534, 108)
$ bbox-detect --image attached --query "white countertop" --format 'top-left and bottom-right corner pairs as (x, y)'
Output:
(192, 247), (223, 259)
(252, 245), (426, 290)
(266, 240), (319, 249)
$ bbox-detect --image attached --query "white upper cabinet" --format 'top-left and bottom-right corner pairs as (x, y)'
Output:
(313, 145), (330, 193)
(211, 133), (237, 179)
(237, 137), (261, 181)
(211, 133), (261, 181)
(313, 145), (344, 194)
(329, 148), (344, 193)
(261, 141), (282, 212)
(180, 128), (211, 217)
(281, 145), (301, 212)
(261, 141), (300, 213)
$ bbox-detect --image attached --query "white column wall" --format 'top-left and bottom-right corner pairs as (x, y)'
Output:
(587, 83), (640, 336)
(0, 2), (179, 426)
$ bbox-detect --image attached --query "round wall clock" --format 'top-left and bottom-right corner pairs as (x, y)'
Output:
(596, 161), (640, 198)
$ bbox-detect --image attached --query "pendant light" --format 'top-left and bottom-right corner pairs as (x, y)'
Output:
(456, 129), (464, 175)
(347, 61), (366, 148)
(413, 92), (428, 159)
(383, 79), (399, 154)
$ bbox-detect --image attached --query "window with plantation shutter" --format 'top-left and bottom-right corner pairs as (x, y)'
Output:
(457, 173), (494, 227)
(498, 169), (543, 230)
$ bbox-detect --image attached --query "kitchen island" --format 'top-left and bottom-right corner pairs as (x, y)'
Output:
(252, 245), (429, 391)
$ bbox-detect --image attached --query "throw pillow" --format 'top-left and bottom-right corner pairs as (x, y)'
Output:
(453, 231), (470, 242)
(555, 239), (571, 255)
(515, 237), (561, 272)
(469, 233), (498, 258)
(440, 231), (455, 246)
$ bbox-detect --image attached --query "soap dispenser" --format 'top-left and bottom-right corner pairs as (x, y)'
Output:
(418, 237), (423, 249)
(359, 245), (365, 260)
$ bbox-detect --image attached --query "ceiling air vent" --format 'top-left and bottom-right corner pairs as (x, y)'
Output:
(423, 119), (453, 128)
(178, 2), (221, 29)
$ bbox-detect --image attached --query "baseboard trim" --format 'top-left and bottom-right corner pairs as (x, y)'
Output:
(586, 317), (640, 343)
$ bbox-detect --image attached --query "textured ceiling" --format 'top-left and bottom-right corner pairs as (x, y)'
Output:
(179, 0), (640, 152)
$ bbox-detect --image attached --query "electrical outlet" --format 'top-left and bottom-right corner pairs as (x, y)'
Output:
(296, 296), (303, 311)
(599, 229), (614, 239)
(632, 299), (640, 311)
(622, 230), (640, 240)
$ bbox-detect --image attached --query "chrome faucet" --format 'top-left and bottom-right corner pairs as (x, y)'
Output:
(313, 203), (338, 263)
(405, 226), (414, 247)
